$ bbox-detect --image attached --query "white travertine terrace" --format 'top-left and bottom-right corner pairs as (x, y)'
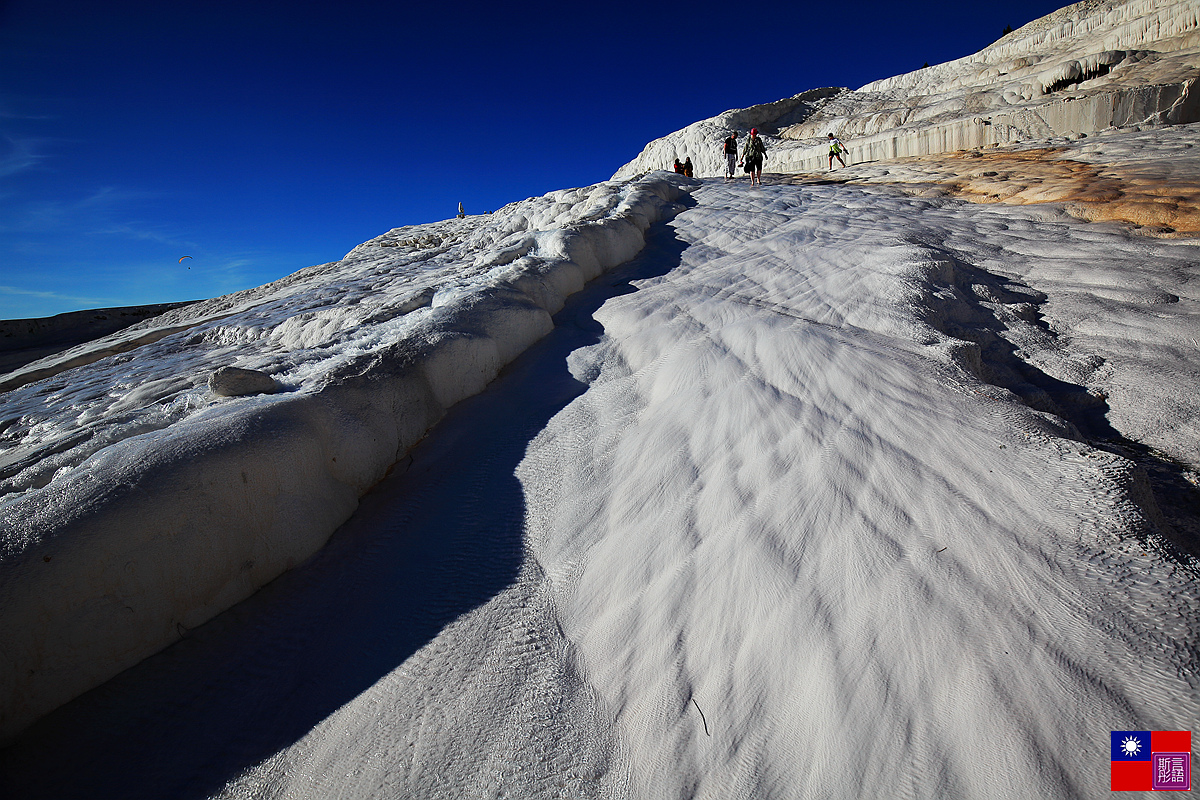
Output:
(614, 0), (1199, 179)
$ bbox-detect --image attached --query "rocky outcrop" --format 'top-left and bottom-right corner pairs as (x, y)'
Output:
(209, 367), (280, 397)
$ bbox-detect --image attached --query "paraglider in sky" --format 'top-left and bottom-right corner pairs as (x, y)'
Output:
(179, 256), (192, 263)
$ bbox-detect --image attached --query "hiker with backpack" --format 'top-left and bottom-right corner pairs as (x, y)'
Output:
(740, 127), (766, 185)
(828, 133), (847, 169)
(722, 131), (739, 180)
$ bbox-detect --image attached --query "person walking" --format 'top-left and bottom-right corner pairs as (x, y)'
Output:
(741, 127), (766, 185)
(683, 157), (694, 178)
(827, 133), (847, 169)
(722, 130), (739, 180)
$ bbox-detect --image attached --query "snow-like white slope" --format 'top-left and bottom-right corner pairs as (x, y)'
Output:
(0, 174), (691, 741)
(794, 123), (1200, 468)
(227, 156), (1200, 800)
(3, 0), (1200, 782)
(513, 185), (1199, 798)
(2, 127), (1196, 800)
(614, 0), (1200, 178)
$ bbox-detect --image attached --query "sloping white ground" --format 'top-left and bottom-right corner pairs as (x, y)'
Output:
(0, 174), (691, 741)
(521, 176), (1199, 799)
(614, 0), (1200, 179)
(824, 124), (1200, 467)
(2, 127), (1197, 799)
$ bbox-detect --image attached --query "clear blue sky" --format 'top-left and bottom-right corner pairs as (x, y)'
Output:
(0, 0), (1068, 320)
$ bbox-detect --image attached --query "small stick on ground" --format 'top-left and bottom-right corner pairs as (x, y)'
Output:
(692, 697), (711, 737)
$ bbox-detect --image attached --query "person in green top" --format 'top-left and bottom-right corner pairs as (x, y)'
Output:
(741, 127), (767, 185)
(828, 133), (847, 169)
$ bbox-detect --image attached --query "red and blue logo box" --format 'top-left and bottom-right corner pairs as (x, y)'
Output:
(1111, 731), (1191, 791)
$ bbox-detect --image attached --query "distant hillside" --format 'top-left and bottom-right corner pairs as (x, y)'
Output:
(614, 0), (1200, 178)
(0, 303), (192, 374)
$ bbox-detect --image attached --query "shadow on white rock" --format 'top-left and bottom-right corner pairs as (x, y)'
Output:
(0, 173), (694, 744)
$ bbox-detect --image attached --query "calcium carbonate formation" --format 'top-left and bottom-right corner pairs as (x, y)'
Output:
(2, 0), (1198, 751)
(614, 0), (1200, 178)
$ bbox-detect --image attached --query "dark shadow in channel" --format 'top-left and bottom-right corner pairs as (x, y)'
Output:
(0, 219), (692, 800)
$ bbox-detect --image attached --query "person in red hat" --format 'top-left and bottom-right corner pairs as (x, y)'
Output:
(740, 127), (767, 185)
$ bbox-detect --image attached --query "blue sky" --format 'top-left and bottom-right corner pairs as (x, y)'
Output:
(0, 0), (1068, 320)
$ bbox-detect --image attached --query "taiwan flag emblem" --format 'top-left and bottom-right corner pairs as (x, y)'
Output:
(1111, 731), (1191, 791)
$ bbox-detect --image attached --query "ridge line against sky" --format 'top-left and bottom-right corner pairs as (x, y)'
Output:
(1, 0), (1069, 321)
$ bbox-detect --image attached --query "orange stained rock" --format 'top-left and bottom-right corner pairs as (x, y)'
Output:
(788, 147), (1200, 237)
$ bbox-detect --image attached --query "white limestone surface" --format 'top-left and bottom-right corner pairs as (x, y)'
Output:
(3, 125), (1196, 800)
(0, 173), (692, 742)
(0, 2), (1198, 793)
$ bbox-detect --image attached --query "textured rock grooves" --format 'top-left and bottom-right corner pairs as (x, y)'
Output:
(776, 79), (1200, 172)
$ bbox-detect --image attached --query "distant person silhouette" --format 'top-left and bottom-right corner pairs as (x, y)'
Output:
(723, 131), (739, 179)
(674, 158), (685, 174)
(828, 133), (847, 169)
(683, 158), (694, 178)
(457, 202), (465, 218)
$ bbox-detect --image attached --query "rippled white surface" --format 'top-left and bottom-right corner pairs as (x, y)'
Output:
(3, 134), (1199, 800)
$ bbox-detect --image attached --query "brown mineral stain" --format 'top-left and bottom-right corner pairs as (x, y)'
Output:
(783, 148), (1200, 237)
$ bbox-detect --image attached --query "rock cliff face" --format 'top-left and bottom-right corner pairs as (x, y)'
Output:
(613, 0), (1200, 179)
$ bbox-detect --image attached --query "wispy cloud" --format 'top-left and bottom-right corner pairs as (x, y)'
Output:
(90, 221), (195, 249)
(0, 186), (189, 248)
(0, 132), (43, 179)
(0, 92), (56, 179)
(0, 284), (108, 305)
(0, 91), (59, 124)
(77, 186), (158, 208)
(0, 105), (57, 122)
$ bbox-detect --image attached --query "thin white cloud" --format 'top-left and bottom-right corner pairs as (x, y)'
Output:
(78, 186), (159, 207)
(0, 89), (58, 119)
(0, 133), (42, 179)
(0, 186), (180, 244)
(0, 284), (107, 305)
(0, 91), (62, 180)
(0, 109), (57, 121)
(90, 222), (194, 249)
